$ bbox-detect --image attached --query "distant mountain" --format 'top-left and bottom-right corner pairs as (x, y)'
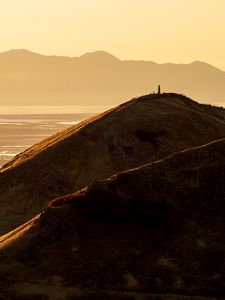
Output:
(1, 93), (225, 235)
(0, 49), (225, 106)
(0, 137), (225, 299)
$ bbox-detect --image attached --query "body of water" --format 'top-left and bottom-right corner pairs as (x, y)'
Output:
(0, 106), (111, 167)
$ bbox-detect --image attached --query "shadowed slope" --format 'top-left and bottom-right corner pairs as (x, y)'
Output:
(1, 94), (225, 235)
(0, 139), (225, 299)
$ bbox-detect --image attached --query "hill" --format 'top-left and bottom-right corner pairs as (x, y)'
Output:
(0, 49), (225, 106)
(0, 138), (225, 299)
(1, 94), (225, 235)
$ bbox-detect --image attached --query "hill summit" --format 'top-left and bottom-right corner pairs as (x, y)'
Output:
(1, 93), (225, 235)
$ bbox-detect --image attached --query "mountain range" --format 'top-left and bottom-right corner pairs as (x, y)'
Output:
(0, 49), (225, 106)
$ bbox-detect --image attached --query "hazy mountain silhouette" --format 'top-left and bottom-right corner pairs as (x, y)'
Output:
(1, 93), (225, 235)
(0, 138), (225, 299)
(0, 49), (225, 106)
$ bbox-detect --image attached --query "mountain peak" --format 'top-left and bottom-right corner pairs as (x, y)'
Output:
(1, 48), (43, 58)
(79, 50), (121, 63)
(7, 48), (37, 54)
(190, 60), (223, 72)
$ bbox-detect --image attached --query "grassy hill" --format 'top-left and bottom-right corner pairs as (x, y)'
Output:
(1, 94), (225, 235)
(0, 138), (225, 299)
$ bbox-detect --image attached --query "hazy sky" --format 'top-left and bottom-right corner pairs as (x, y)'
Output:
(0, 0), (225, 69)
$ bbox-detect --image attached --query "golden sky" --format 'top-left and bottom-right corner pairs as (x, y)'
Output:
(0, 0), (225, 69)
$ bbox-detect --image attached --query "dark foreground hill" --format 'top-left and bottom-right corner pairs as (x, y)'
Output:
(0, 138), (225, 299)
(1, 94), (225, 235)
